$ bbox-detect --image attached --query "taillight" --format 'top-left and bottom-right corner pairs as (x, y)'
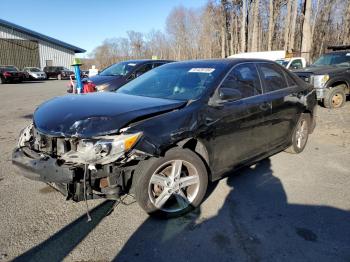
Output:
(3, 72), (11, 77)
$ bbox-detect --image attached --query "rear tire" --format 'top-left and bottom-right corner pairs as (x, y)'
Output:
(323, 85), (346, 109)
(285, 114), (310, 154)
(134, 148), (208, 218)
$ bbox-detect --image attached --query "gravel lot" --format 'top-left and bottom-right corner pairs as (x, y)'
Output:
(0, 81), (349, 262)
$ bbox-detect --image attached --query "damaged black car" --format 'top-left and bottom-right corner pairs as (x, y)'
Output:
(12, 59), (317, 218)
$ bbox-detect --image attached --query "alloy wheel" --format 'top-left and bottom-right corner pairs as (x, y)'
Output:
(295, 119), (308, 149)
(148, 159), (200, 213)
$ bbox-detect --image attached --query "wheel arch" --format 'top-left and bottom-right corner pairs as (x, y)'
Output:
(176, 138), (210, 165)
(175, 138), (213, 180)
(327, 80), (349, 94)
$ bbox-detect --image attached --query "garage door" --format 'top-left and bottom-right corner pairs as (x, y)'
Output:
(0, 39), (40, 69)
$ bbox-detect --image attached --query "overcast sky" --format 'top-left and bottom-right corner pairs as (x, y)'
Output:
(1, 0), (207, 56)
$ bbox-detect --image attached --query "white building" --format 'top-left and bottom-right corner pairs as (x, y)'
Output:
(0, 19), (85, 70)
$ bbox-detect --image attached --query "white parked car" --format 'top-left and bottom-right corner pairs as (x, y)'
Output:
(23, 67), (46, 80)
(275, 57), (307, 70)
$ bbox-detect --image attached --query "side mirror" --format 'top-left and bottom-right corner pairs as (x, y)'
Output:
(219, 88), (242, 102)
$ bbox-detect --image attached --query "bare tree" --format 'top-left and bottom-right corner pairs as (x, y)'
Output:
(241, 0), (247, 52)
(343, 0), (350, 44)
(267, 0), (274, 50)
(284, 0), (292, 51)
(301, 0), (312, 62)
(89, 0), (350, 67)
(289, 0), (299, 52)
(251, 0), (260, 51)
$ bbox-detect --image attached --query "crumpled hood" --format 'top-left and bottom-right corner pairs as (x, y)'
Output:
(88, 75), (126, 91)
(33, 93), (186, 138)
(294, 65), (349, 75)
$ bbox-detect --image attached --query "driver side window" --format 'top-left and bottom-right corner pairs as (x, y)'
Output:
(221, 63), (262, 99)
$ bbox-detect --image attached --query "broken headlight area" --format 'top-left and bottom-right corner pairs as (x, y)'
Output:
(13, 123), (145, 202)
(60, 132), (142, 165)
(18, 124), (142, 165)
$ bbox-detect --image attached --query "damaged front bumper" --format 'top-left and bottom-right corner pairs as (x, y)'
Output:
(12, 147), (74, 183)
(12, 146), (136, 202)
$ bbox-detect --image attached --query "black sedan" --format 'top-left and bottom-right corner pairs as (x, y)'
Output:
(13, 59), (317, 218)
(0, 65), (24, 84)
(88, 59), (174, 92)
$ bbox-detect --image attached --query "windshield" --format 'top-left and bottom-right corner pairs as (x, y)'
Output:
(116, 63), (227, 100)
(312, 53), (350, 66)
(275, 60), (289, 67)
(1, 66), (18, 72)
(99, 61), (138, 76)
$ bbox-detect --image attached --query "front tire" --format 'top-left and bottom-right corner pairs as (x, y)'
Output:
(323, 85), (346, 109)
(134, 148), (208, 218)
(285, 114), (310, 154)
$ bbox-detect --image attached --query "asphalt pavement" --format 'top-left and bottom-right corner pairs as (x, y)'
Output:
(0, 81), (349, 262)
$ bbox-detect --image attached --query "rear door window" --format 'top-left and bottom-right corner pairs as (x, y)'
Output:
(220, 63), (262, 99)
(258, 63), (288, 92)
(283, 71), (298, 87)
(135, 64), (153, 75)
(152, 62), (165, 69)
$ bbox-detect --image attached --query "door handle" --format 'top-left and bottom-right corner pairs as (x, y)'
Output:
(259, 102), (271, 111)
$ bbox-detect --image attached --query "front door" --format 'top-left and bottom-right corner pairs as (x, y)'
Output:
(203, 63), (272, 178)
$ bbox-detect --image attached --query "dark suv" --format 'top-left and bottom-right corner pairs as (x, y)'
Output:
(88, 59), (174, 92)
(294, 47), (350, 108)
(0, 65), (24, 84)
(43, 66), (74, 80)
(13, 59), (316, 218)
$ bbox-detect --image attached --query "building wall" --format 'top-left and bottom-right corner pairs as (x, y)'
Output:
(0, 25), (75, 69)
(0, 39), (40, 69)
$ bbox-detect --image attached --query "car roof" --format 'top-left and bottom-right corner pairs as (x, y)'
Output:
(169, 58), (277, 67)
(122, 59), (175, 64)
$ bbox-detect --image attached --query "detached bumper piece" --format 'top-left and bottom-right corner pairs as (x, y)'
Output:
(12, 147), (74, 183)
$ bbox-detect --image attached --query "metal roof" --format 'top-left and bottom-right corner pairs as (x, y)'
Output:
(0, 18), (85, 53)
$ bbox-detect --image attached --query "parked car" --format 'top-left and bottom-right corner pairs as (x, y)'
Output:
(275, 57), (306, 70)
(294, 48), (350, 108)
(88, 59), (174, 92)
(43, 66), (74, 80)
(23, 67), (46, 80)
(12, 59), (317, 218)
(0, 65), (24, 84)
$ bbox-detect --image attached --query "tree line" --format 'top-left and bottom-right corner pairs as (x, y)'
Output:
(84, 0), (350, 70)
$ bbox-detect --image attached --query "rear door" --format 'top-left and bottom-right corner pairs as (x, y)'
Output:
(206, 62), (272, 177)
(257, 62), (304, 150)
